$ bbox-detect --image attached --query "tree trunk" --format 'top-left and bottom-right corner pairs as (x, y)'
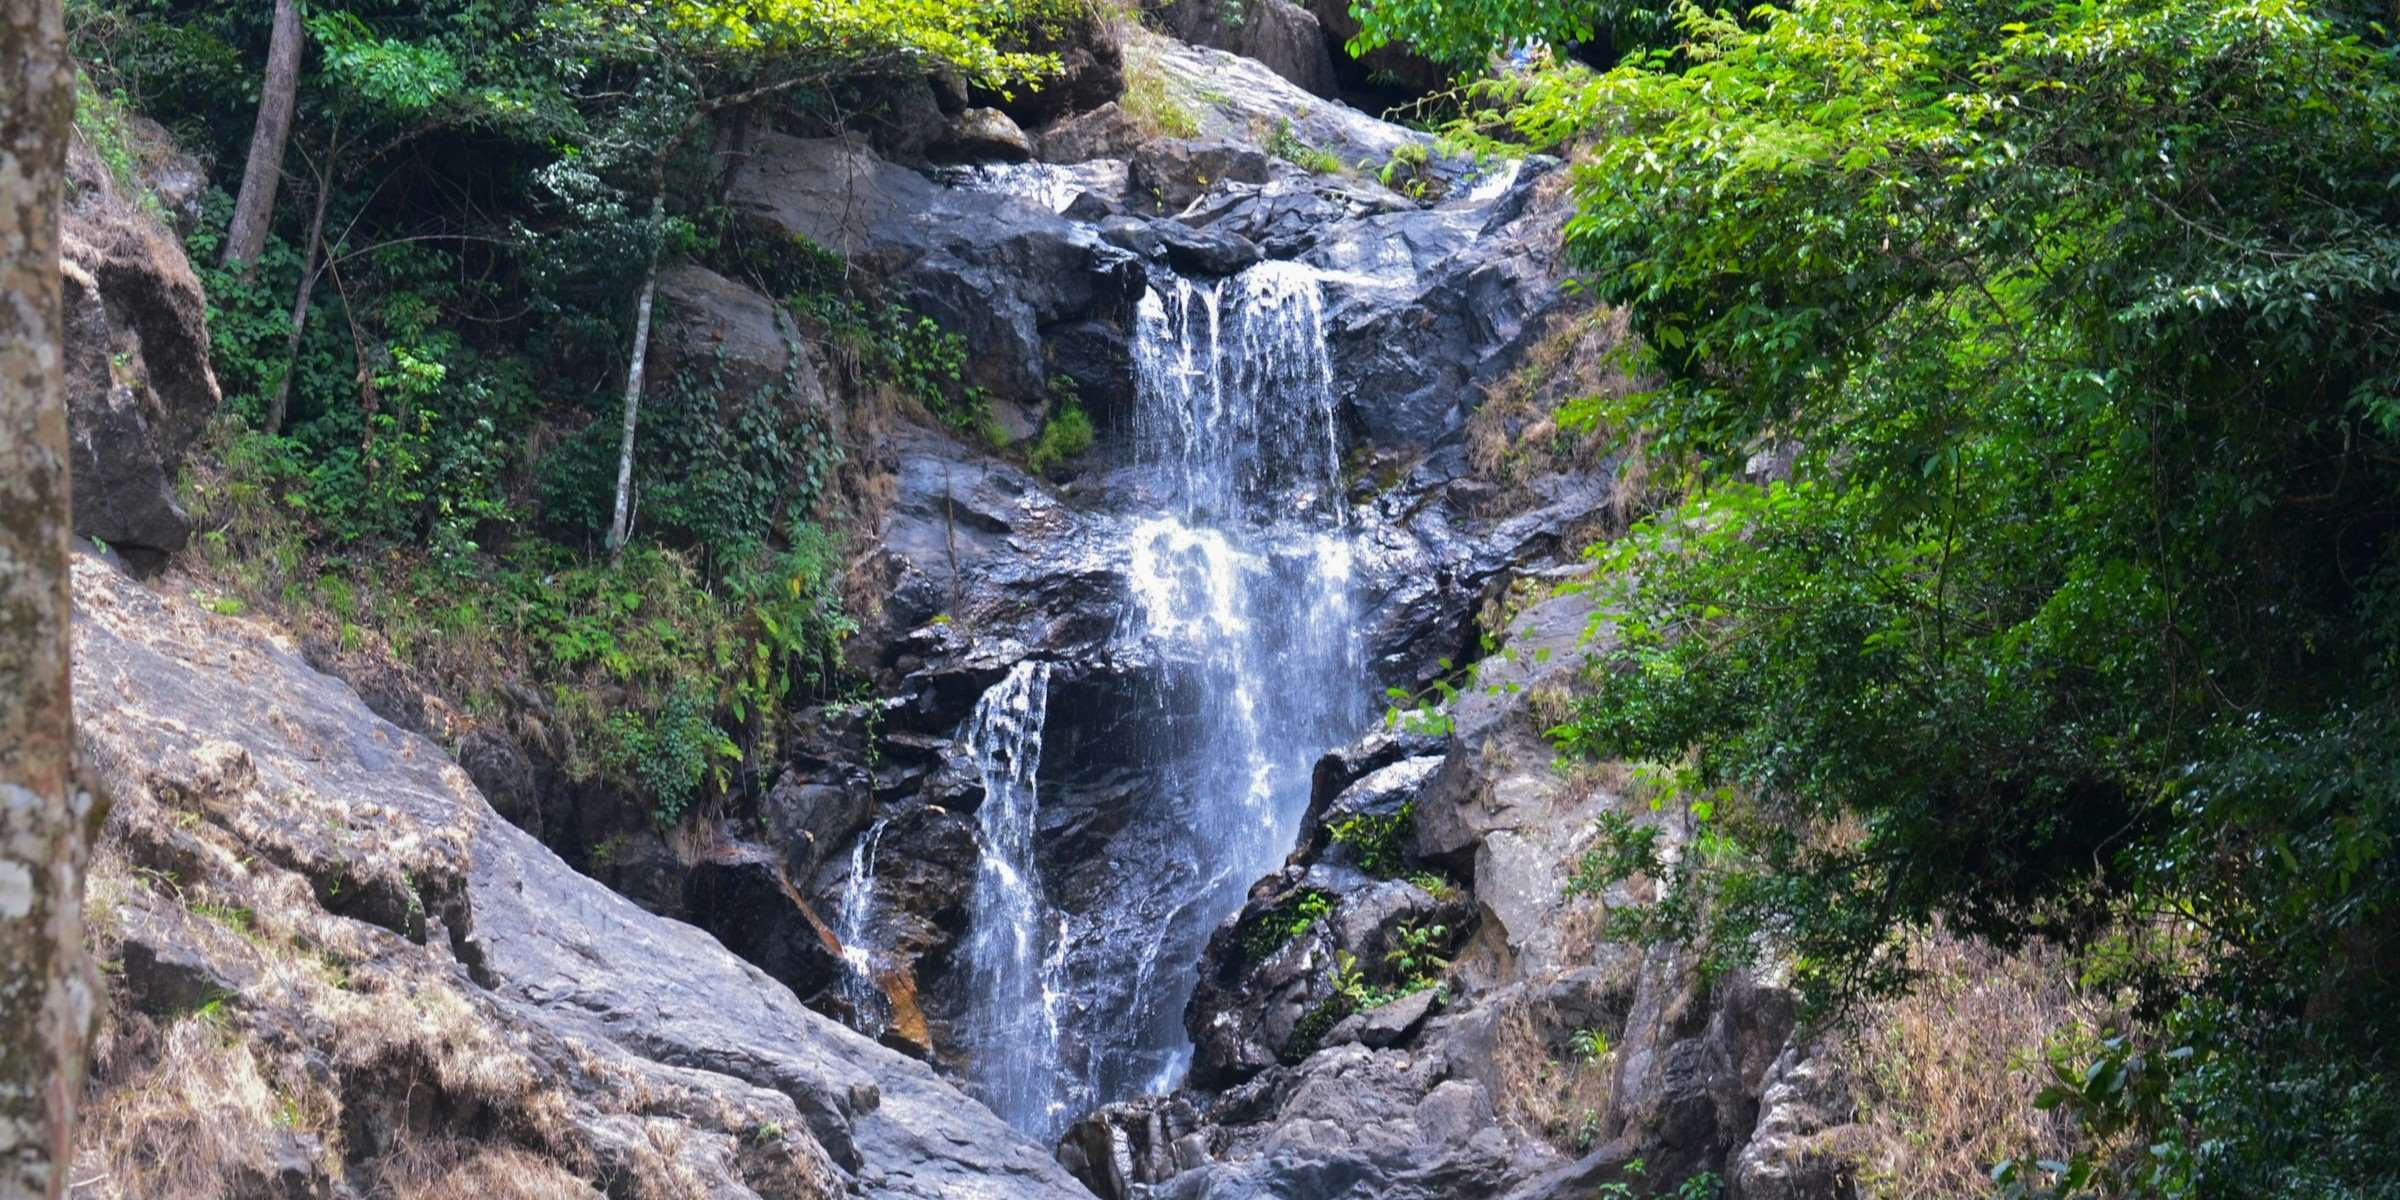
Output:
(605, 175), (667, 559)
(265, 140), (336, 435)
(222, 0), (303, 273)
(0, 2), (99, 1197)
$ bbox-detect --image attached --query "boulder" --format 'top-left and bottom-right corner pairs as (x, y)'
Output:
(1131, 138), (1274, 214)
(972, 3), (1125, 126)
(1306, 158), (1578, 449)
(1323, 985), (1440, 1049)
(1149, 0), (1340, 97)
(935, 107), (1036, 164)
(727, 133), (1142, 427)
(60, 136), (221, 567)
(651, 261), (827, 409)
(1038, 101), (1147, 164)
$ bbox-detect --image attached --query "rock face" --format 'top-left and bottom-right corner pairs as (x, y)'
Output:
(1049, 566), (1829, 1200)
(69, 555), (1089, 1199)
(1148, 0), (1341, 96)
(727, 132), (1143, 435)
(60, 136), (221, 567)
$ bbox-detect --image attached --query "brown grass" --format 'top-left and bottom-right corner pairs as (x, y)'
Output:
(1837, 930), (2121, 1198)
(1464, 308), (1664, 521)
(1486, 963), (1639, 1154)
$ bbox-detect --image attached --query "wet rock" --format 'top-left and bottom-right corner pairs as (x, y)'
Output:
(1131, 138), (1274, 213)
(1153, 219), (1265, 277)
(61, 135), (221, 567)
(936, 107), (1037, 163)
(1307, 159), (1578, 450)
(763, 768), (873, 880)
(728, 134), (1141, 424)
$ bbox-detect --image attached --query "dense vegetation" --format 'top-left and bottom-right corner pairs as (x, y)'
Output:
(70, 0), (1078, 826)
(1360, 0), (2400, 1191)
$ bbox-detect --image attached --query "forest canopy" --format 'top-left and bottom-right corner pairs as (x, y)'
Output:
(1354, 0), (2400, 1192)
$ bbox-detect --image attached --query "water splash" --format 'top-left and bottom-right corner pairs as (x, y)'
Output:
(835, 817), (891, 1037)
(960, 660), (1072, 1133)
(1132, 260), (1345, 525)
(1045, 260), (1364, 1121)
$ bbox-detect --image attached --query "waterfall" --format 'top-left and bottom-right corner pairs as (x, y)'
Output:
(835, 817), (891, 1038)
(1080, 260), (1366, 1120)
(954, 259), (1363, 1139)
(960, 660), (1073, 1133)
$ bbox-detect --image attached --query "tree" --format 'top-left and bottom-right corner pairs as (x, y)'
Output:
(531, 0), (1064, 556)
(222, 0), (303, 272)
(1413, 0), (2400, 1189)
(0, 0), (98, 1195)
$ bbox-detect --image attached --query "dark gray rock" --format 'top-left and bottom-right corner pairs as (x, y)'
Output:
(974, 3), (1125, 126)
(764, 768), (873, 880)
(1132, 138), (1274, 213)
(1149, 0), (1340, 97)
(1153, 219), (1265, 277)
(729, 133), (1142, 428)
(61, 136), (221, 567)
(1039, 101), (1146, 164)
(1323, 985), (1439, 1049)
(935, 107), (1037, 163)
(455, 728), (539, 837)
(1306, 158), (1577, 450)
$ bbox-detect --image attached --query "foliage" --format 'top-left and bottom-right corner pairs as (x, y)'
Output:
(1346, 0), (1677, 67)
(1242, 889), (1333, 960)
(1024, 396), (1095, 474)
(1430, 0), (2400, 1189)
(1381, 916), (1450, 983)
(1119, 49), (1200, 139)
(68, 72), (160, 214)
(602, 682), (737, 825)
(1568, 1025), (1610, 1062)
(1263, 118), (1342, 175)
(1328, 802), (1414, 877)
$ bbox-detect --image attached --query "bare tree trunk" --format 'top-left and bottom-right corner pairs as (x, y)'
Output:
(265, 139), (336, 435)
(0, 2), (99, 1197)
(605, 173), (667, 559)
(222, 0), (303, 273)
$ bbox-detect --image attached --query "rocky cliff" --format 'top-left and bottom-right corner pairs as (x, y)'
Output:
(59, 16), (1880, 1199)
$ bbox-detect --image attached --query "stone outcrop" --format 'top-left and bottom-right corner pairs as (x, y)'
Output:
(727, 132), (1144, 436)
(61, 134), (221, 568)
(69, 555), (1088, 1199)
(1148, 0), (1341, 97)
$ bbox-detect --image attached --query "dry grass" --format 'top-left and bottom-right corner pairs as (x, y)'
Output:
(1118, 41), (1202, 141)
(1486, 965), (1638, 1154)
(1466, 309), (1646, 492)
(1837, 930), (2121, 1198)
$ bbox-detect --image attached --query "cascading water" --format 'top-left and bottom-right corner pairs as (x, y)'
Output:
(959, 660), (1074, 1133)
(956, 260), (1364, 1140)
(834, 818), (891, 1038)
